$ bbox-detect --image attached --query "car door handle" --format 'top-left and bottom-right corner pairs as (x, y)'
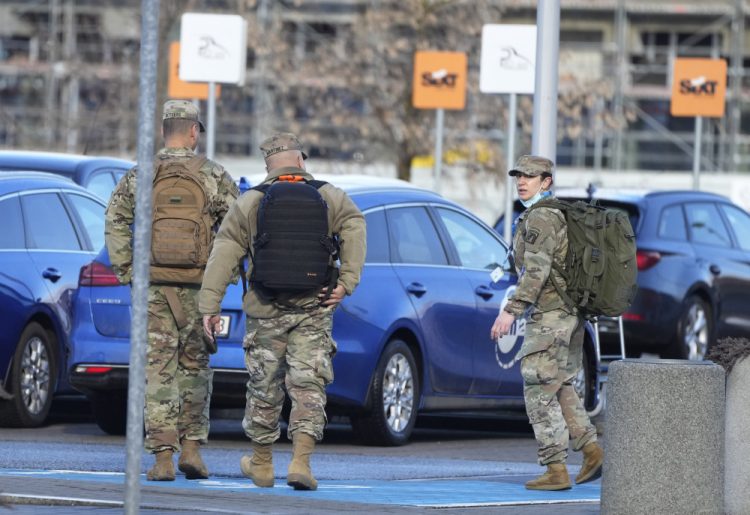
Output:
(709, 264), (721, 276)
(42, 268), (62, 282)
(406, 282), (427, 296)
(474, 285), (494, 300)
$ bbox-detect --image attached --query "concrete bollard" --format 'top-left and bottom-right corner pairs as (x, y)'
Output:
(601, 359), (725, 515)
(725, 355), (750, 514)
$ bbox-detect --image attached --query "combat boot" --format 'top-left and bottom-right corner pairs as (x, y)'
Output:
(178, 439), (209, 479)
(147, 449), (175, 481)
(525, 463), (571, 491)
(287, 433), (317, 491)
(240, 442), (275, 487)
(575, 441), (604, 484)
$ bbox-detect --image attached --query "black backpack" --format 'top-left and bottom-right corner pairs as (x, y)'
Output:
(249, 178), (339, 295)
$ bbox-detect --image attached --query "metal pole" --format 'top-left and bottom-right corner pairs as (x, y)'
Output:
(125, 0), (160, 512)
(531, 0), (560, 160)
(612, 0), (626, 170)
(207, 81), (216, 159)
(434, 108), (444, 194)
(504, 93), (517, 242)
(693, 116), (703, 190)
(729, 0), (744, 171)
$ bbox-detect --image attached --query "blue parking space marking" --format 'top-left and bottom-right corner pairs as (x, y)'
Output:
(0, 469), (600, 507)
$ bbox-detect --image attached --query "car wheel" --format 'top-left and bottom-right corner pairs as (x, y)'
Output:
(91, 392), (127, 435)
(0, 322), (57, 427)
(350, 339), (419, 446)
(669, 295), (713, 360)
(573, 344), (595, 411)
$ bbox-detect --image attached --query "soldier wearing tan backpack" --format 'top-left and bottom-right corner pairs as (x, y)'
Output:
(105, 100), (239, 482)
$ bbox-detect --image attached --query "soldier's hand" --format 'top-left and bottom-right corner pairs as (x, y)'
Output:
(318, 284), (346, 306)
(491, 310), (516, 340)
(202, 315), (222, 340)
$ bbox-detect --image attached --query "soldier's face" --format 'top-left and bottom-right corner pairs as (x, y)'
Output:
(515, 174), (542, 201)
(515, 174), (551, 201)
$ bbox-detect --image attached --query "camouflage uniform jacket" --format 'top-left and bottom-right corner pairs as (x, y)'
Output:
(199, 166), (367, 319)
(503, 200), (572, 317)
(105, 147), (239, 284)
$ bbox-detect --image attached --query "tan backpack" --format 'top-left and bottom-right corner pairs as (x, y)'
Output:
(150, 155), (212, 285)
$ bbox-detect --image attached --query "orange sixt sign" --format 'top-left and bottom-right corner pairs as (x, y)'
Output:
(168, 42), (221, 100)
(670, 58), (727, 117)
(412, 51), (467, 110)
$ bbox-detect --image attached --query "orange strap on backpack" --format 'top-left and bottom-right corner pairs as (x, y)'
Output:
(278, 175), (305, 182)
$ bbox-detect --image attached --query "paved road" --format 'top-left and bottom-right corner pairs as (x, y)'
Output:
(0, 399), (603, 513)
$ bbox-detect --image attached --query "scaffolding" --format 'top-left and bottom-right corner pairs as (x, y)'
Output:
(0, 0), (748, 171)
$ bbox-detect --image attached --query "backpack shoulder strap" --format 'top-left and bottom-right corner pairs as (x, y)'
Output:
(185, 154), (208, 175)
(251, 183), (271, 194)
(307, 180), (328, 190)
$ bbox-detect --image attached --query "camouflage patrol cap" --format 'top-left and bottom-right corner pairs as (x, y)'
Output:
(259, 132), (308, 160)
(162, 100), (205, 133)
(508, 155), (554, 177)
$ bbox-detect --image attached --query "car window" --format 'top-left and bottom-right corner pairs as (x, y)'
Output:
(436, 207), (509, 270)
(364, 209), (389, 264)
(0, 196), (24, 249)
(658, 204), (687, 241)
(719, 203), (750, 251)
(20, 193), (82, 250)
(67, 193), (106, 250)
(685, 202), (731, 248)
(87, 172), (115, 200)
(386, 206), (447, 265)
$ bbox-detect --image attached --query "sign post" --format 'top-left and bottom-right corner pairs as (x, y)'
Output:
(480, 24), (537, 242)
(179, 13), (247, 159)
(412, 51), (467, 193)
(670, 58), (728, 190)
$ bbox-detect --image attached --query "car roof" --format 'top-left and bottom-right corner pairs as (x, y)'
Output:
(240, 172), (447, 210)
(0, 171), (93, 196)
(556, 186), (731, 205)
(0, 150), (133, 182)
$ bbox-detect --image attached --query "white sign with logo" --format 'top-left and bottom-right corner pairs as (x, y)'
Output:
(480, 24), (537, 94)
(179, 13), (247, 85)
(495, 286), (526, 369)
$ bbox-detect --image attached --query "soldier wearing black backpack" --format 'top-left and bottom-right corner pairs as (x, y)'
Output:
(199, 132), (366, 491)
(490, 155), (604, 491)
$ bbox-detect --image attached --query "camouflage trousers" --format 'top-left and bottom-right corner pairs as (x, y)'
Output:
(242, 305), (336, 445)
(144, 285), (213, 453)
(519, 309), (597, 465)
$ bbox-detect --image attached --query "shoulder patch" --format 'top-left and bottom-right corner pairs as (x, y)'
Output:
(524, 228), (540, 244)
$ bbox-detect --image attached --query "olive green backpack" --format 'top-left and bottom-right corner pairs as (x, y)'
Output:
(527, 198), (638, 318)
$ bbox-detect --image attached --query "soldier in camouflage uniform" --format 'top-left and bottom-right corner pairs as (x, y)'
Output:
(105, 100), (239, 481)
(491, 155), (604, 491)
(199, 132), (366, 491)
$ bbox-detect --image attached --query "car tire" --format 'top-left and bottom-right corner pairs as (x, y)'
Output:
(350, 339), (419, 446)
(668, 295), (713, 360)
(0, 322), (58, 428)
(574, 344), (595, 411)
(91, 392), (127, 435)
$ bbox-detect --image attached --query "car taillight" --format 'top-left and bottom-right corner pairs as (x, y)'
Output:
(79, 261), (121, 286)
(74, 365), (113, 374)
(636, 250), (661, 271)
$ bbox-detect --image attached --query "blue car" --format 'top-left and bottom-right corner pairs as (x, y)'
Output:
(0, 172), (107, 427)
(0, 150), (134, 201)
(69, 177), (599, 445)
(496, 187), (750, 361)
